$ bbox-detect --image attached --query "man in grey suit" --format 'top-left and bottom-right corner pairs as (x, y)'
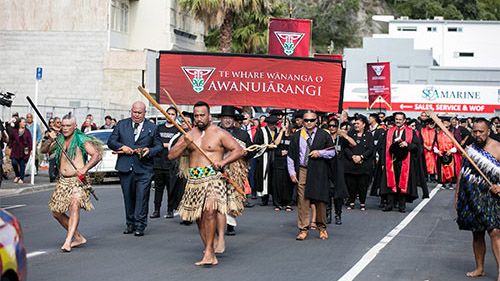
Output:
(108, 101), (162, 236)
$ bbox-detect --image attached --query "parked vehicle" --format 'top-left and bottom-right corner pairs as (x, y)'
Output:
(86, 129), (118, 183)
(0, 208), (27, 281)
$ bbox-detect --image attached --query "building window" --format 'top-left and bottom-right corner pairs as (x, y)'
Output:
(427, 27), (437, 32)
(397, 26), (417, 31)
(111, 0), (129, 33)
(459, 52), (474, 57)
(448, 27), (462, 32)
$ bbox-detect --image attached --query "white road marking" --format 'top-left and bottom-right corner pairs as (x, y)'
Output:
(2, 204), (26, 210)
(27, 251), (47, 258)
(337, 187), (440, 281)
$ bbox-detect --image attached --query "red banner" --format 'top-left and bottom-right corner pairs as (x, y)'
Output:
(268, 18), (311, 57)
(367, 62), (391, 109)
(314, 54), (343, 60)
(157, 51), (344, 112)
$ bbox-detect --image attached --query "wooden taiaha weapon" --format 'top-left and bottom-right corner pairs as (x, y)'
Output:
(26, 97), (99, 200)
(427, 110), (494, 187)
(137, 86), (245, 195)
(162, 88), (193, 130)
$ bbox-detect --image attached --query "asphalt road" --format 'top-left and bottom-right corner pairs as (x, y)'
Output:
(2, 183), (499, 281)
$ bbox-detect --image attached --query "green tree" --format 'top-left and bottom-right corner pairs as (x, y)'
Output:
(294, 0), (360, 53)
(179, 0), (279, 53)
(442, 4), (464, 19)
(394, 0), (445, 19)
(477, 0), (500, 20)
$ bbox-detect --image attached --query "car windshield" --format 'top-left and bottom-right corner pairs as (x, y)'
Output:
(87, 131), (112, 143)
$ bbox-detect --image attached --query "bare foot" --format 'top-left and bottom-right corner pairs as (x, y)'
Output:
(194, 255), (218, 266)
(61, 241), (71, 252)
(214, 239), (225, 254)
(71, 235), (87, 248)
(466, 269), (485, 277)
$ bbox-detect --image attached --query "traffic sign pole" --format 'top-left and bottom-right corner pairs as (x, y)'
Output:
(31, 67), (42, 185)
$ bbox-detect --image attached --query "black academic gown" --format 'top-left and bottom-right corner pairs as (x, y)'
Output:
(415, 129), (430, 198)
(379, 128), (420, 203)
(288, 128), (334, 203)
(253, 126), (276, 195)
(328, 135), (349, 199)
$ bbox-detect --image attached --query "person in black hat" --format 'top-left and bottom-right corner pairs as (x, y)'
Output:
(253, 114), (279, 206)
(217, 105), (254, 239)
(293, 110), (305, 132)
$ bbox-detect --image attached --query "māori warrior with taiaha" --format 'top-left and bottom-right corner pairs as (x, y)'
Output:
(168, 101), (245, 266)
(40, 113), (103, 252)
(454, 118), (500, 280)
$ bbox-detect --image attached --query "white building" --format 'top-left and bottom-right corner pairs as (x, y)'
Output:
(373, 16), (500, 68)
(0, 0), (205, 123)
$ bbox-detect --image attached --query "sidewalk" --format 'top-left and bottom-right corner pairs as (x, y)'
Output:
(0, 169), (56, 198)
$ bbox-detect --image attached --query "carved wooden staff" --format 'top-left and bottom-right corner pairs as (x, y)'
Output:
(137, 86), (245, 195)
(426, 110), (494, 187)
(162, 88), (193, 130)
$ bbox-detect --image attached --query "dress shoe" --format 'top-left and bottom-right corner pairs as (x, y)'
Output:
(180, 220), (192, 226)
(165, 211), (174, 219)
(226, 225), (236, 236)
(398, 208), (406, 213)
(382, 207), (393, 212)
(319, 230), (329, 240)
(123, 225), (135, 234)
(150, 211), (160, 218)
(335, 215), (342, 225)
(296, 231), (308, 240)
(260, 202), (268, 206)
(244, 200), (255, 208)
(134, 230), (144, 236)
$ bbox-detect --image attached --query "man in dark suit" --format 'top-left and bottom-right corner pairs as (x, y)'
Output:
(108, 101), (162, 236)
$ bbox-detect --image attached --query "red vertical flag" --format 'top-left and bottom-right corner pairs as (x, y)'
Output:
(367, 62), (392, 109)
(268, 18), (311, 57)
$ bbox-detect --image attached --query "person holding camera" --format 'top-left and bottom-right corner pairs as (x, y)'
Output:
(8, 117), (32, 184)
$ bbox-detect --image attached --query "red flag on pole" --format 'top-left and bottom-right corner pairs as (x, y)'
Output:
(268, 18), (311, 57)
(367, 62), (392, 109)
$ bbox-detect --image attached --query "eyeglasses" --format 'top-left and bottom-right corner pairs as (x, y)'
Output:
(304, 119), (316, 123)
(328, 124), (337, 128)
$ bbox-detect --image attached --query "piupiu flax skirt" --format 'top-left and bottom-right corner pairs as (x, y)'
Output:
(48, 176), (93, 213)
(177, 174), (244, 221)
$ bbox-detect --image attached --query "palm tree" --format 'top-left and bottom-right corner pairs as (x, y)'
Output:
(179, 0), (277, 53)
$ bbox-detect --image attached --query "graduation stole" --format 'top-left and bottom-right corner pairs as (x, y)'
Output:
(421, 128), (437, 174)
(436, 131), (455, 181)
(385, 126), (413, 193)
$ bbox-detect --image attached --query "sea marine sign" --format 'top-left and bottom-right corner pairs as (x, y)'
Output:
(274, 31), (305, 56)
(181, 66), (216, 94)
(157, 51), (345, 113)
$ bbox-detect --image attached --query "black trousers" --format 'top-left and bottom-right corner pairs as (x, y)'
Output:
(153, 169), (174, 212)
(386, 191), (406, 210)
(345, 174), (371, 205)
(119, 171), (153, 231)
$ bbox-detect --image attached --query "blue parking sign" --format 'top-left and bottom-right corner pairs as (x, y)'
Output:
(36, 67), (42, 80)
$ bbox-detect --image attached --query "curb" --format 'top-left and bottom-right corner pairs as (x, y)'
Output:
(0, 183), (56, 198)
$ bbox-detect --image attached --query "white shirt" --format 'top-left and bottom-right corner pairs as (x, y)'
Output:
(132, 120), (145, 142)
